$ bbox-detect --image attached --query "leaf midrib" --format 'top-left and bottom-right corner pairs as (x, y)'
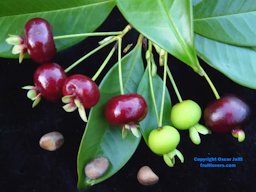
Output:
(159, 0), (195, 66)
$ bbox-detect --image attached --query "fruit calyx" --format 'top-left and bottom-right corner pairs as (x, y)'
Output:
(121, 123), (141, 138)
(22, 85), (42, 108)
(231, 128), (245, 142)
(189, 124), (211, 145)
(6, 35), (27, 63)
(163, 149), (184, 167)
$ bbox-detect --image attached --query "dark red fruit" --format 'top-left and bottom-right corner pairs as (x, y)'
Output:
(105, 94), (148, 125)
(34, 63), (66, 101)
(204, 95), (250, 133)
(25, 18), (56, 63)
(62, 74), (100, 108)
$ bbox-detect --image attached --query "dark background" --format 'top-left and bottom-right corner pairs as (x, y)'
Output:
(1, 8), (256, 192)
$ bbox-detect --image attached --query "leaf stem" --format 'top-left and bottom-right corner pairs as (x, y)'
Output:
(54, 31), (122, 40)
(166, 66), (183, 103)
(199, 66), (220, 100)
(159, 52), (168, 127)
(64, 38), (116, 73)
(147, 41), (160, 126)
(91, 45), (116, 81)
(117, 37), (124, 95)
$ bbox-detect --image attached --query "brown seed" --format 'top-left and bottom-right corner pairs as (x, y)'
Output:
(39, 131), (64, 151)
(137, 166), (159, 186)
(84, 157), (109, 179)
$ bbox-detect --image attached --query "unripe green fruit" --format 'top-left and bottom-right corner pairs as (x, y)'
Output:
(170, 100), (201, 130)
(148, 125), (180, 155)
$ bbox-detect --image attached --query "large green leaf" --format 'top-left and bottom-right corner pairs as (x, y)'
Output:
(116, 0), (201, 73)
(195, 34), (256, 89)
(194, 0), (256, 46)
(0, 0), (115, 58)
(77, 42), (144, 190)
(137, 68), (172, 144)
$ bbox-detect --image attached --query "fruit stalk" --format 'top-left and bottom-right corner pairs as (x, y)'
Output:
(92, 45), (116, 81)
(159, 51), (168, 127)
(166, 66), (183, 102)
(199, 66), (220, 100)
(54, 31), (123, 40)
(117, 37), (124, 94)
(147, 41), (160, 126)
(64, 37), (116, 73)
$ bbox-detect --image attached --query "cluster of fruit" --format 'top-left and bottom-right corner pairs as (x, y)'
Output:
(6, 18), (251, 167)
(147, 95), (250, 166)
(6, 18), (149, 146)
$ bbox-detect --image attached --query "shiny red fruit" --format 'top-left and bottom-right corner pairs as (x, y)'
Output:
(204, 95), (250, 133)
(25, 18), (56, 63)
(34, 63), (66, 101)
(62, 74), (100, 108)
(105, 94), (148, 125)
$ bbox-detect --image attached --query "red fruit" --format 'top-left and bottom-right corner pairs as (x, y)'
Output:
(24, 18), (56, 63)
(34, 63), (66, 101)
(105, 94), (148, 125)
(204, 95), (250, 134)
(62, 74), (100, 109)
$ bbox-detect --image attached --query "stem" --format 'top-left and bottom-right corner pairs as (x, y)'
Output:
(54, 31), (122, 40)
(199, 66), (220, 100)
(64, 38), (116, 73)
(92, 45), (116, 81)
(166, 66), (183, 103)
(159, 52), (168, 127)
(119, 25), (132, 38)
(117, 37), (124, 95)
(147, 41), (160, 126)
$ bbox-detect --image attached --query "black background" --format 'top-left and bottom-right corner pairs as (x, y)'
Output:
(1, 8), (256, 192)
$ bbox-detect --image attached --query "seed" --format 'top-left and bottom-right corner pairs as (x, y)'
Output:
(84, 157), (109, 179)
(137, 166), (159, 186)
(39, 131), (64, 151)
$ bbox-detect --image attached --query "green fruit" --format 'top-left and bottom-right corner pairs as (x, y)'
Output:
(170, 100), (201, 130)
(148, 125), (180, 155)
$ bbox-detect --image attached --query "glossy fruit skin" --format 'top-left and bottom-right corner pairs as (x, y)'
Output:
(170, 100), (201, 130)
(148, 126), (180, 155)
(204, 95), (250, 133)
(105, 94), (147, 125)
(25, 18), (56, 63)
(62, 74), (100, 108)
(34, 63), (66, 101)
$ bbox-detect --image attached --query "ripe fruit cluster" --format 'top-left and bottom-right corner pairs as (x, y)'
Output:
(9, 18), (101, 122)
(8, 17), (149, 129)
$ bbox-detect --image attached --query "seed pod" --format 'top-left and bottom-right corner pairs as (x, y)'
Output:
(84, 157), (109, 179)
(137, 166), (159, 186)
(39, 131), (64, 151)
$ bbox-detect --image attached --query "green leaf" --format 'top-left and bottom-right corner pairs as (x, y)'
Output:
(194, 0), (256, 46)
(137, 68), (172, 144)
(116, 0), (201, 73)
(0, 0), (115, 58)
(192, 0), (203, 6)
(195, 34), (256, 89)
(77, 42), (144, 190)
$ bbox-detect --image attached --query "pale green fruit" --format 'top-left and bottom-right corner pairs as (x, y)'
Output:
(148, 126), (180, 155)
(170, 100), (201, 130)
